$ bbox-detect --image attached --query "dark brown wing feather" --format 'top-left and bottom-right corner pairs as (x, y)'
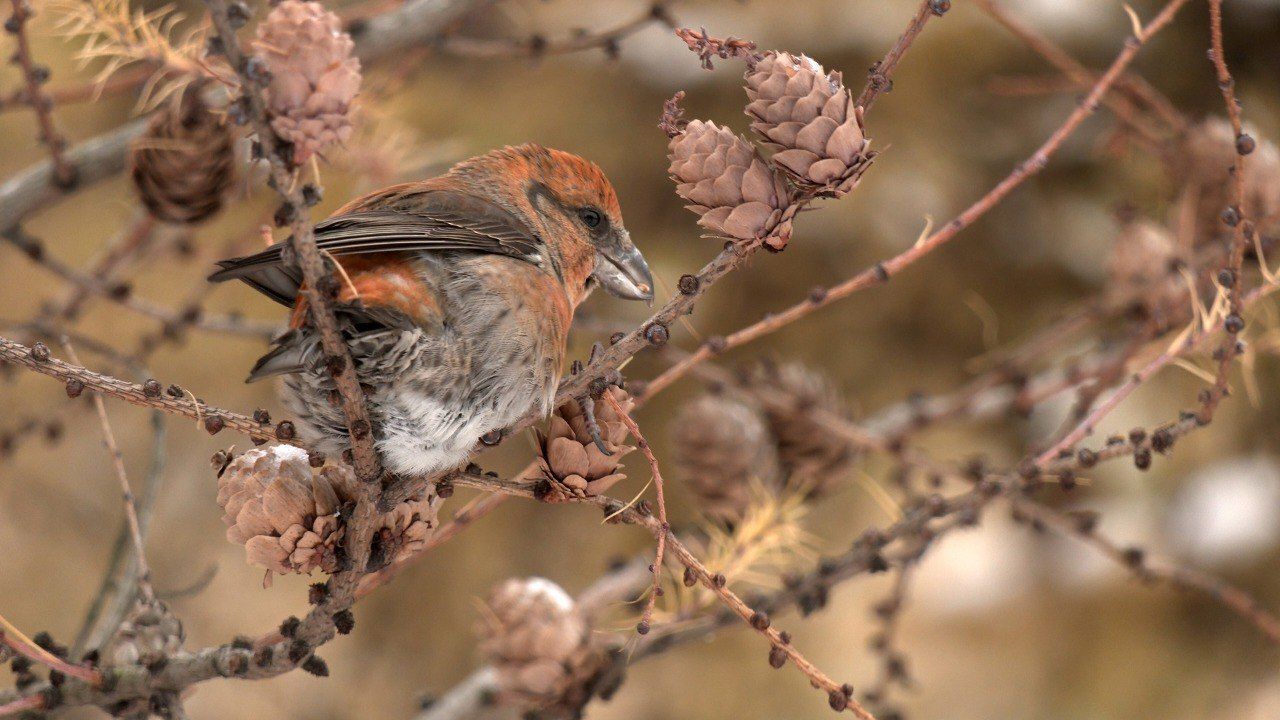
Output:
(208, 189), (544, 305)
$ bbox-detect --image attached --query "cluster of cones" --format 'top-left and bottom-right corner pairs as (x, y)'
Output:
(129, 0), (361, 225)
(667, 51), (875, 250)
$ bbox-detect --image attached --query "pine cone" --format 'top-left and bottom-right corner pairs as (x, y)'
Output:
(477, 577), (605, 715)
(668, 119), (792, 247)
(672, 393), (782, 524)
(744, 52), (872, 195)
(217, 446), (352, 584)
(217, 446), (439, 582)
(526, 388), (635, 501)
(253, 0), (361, 165)
(1180, 117), (1280, 241)
(1108, 218), (1187, 314)
(373, 493), (439, 566)
(740, 361), (855, 496)
(129, 84), (235, 225)
(101, 598), (184, 667)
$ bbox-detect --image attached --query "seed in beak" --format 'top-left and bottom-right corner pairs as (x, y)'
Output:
(636, 282), (651, 295)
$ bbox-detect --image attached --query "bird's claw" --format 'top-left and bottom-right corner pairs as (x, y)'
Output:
(572, 341), (628, 456)
(577, 392), (614, 457)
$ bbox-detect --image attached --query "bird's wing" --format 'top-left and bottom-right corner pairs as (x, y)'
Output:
(208, 191), (545, 306)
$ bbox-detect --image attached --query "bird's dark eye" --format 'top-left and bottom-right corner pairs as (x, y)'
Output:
(578, 208), (603, 229)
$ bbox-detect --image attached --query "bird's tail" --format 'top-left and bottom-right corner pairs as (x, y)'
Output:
(245, 333), (306, 382)
(209, 258), (302, 307)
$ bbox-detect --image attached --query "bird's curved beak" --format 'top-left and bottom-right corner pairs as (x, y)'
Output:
(592, 232), (654, 305)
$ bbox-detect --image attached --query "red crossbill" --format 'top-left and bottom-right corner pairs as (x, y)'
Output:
(211, 144), (653, 476)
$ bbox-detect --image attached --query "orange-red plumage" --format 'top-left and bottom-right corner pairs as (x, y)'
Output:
(289, 255), (441, 329)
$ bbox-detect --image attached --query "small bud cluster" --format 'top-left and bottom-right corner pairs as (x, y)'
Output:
(674, 27), (762, 70)
(101, 599), (185, 668)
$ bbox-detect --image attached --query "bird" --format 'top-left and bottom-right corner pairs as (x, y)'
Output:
(210, 144), (654, 478)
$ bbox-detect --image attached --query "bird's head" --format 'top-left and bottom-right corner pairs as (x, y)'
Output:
(451, 144), (654, 307)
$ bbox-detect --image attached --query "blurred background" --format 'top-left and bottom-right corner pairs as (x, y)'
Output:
(2, 0), (1280, 718)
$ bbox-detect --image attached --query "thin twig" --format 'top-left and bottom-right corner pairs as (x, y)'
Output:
(603, 392), (667, 635)
(60, 340), (155, 603)
(75, 408), (167, 655)
(2, 225), (277, 340)
(36, 213), (163, 322)
(971, 0), (1186, 135)
(661, 528), (875, 717)
(0, 613), (100, 685)
(855, 0), (943, 110)
(1200, 0), (1249, 425)
(202, 0), (384, 675)
(0, 65), (155, 115)
(862, 562), (916, 709)
(1010, 496), (1280, 643)
(434, 3), (675, 59)
(0, 695), (43, 715)
(1035, 282), (1280, 466)
(6, 0), (76, 187)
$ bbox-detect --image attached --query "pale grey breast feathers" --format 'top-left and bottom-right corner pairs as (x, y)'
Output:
(282, 253), (567, 477)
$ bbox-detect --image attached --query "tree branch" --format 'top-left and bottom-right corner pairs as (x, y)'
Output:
(0, 335), (286, 444)
(643, 0), (1194, 400)
(855, 0), (945, 109)
(5, 0), (76, 187)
